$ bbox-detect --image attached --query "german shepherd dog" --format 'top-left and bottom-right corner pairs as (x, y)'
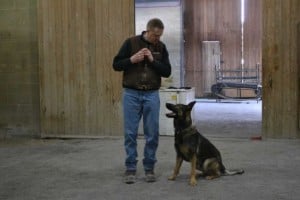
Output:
(166, 101), (244, 186)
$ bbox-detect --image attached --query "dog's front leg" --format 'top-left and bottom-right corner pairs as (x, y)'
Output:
(189, 154), (197, 186)
(168, 156), (183, 181)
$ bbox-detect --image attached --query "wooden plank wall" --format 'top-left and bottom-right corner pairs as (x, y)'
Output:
(298, 23), (300, 130)
(183, 0), (241, 97)
(243, 0), (262, 79)
(38, 0), (134, 137)
(262, 0), (300, 138)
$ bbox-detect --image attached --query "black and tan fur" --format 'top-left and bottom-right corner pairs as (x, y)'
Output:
(166, 101), (244, 186)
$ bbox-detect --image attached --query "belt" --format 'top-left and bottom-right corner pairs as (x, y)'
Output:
(124, 85), (158, 91)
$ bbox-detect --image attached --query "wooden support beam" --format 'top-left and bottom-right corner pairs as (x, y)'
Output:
(262, 0), (300, 138)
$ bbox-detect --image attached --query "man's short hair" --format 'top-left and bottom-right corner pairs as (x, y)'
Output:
(146, 18), (164, 30)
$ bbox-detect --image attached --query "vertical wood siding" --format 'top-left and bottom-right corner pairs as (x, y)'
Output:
(38, 0), (134, 137)
(243, 0), (262, 80)
(298, 23), (300, 130)
(262, 0), (300, 138)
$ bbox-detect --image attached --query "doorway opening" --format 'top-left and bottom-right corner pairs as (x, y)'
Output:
(135, 0), (262, 139)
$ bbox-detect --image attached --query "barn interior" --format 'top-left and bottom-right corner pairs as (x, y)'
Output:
(0, 0), (299, 199)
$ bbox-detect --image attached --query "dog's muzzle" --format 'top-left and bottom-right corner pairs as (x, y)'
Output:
(166, 112), (176, 118)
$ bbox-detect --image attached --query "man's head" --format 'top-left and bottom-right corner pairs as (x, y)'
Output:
(145, 18), (164, 44)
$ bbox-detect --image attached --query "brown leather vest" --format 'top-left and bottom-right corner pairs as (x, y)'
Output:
(122, 36), (163, 90)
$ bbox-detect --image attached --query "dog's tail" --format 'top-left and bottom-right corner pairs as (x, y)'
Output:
(222, 169), (245, 176)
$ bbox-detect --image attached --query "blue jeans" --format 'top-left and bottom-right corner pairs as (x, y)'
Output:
(123, 88), (160, 171)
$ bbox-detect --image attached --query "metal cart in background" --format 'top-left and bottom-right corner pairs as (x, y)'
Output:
(211, 64), (262, 100)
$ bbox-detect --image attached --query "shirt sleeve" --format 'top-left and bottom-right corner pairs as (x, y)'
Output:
(112, 38), (132, 71)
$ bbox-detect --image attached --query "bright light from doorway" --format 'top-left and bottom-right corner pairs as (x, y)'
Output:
(241, 0), (245, 23)
(241, 0), (245, 66)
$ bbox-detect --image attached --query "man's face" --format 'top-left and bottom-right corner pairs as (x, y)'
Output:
(146, 27), (163, 44)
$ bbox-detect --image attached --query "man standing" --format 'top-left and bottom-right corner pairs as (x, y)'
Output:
(113, 18), (171, 184)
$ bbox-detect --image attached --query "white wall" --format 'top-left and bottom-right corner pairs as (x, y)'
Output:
(135, 3), (182, 88)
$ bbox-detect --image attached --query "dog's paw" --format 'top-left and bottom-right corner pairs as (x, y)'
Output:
(168, 175), (176, 181)
(189, 178), (197, 186)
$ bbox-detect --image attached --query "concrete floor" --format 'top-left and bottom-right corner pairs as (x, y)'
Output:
(195, 99), (262, 139)
(1, 101), (300, 200)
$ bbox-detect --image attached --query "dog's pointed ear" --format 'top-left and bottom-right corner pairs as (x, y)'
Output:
(188, 101), (196, 110)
